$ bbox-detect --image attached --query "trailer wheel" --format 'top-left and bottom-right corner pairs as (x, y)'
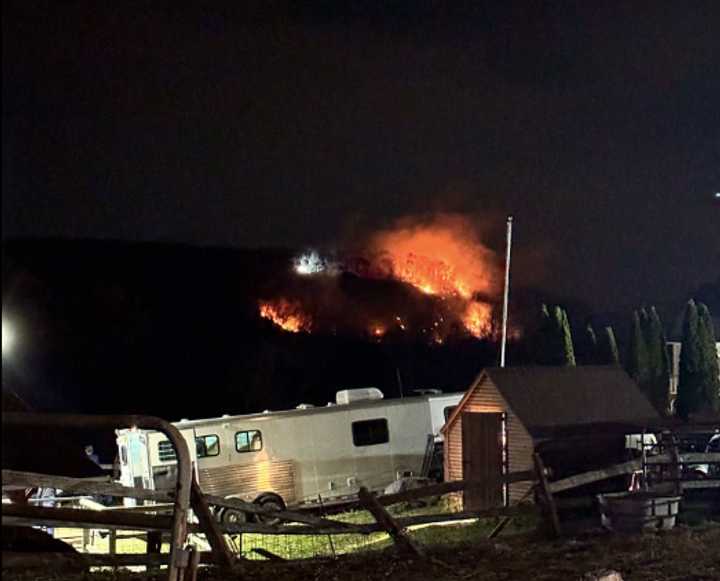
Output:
(253, 493), (285, 525)
(220, 507), (248, 525)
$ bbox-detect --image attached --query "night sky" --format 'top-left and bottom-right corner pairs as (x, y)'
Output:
(3, 2), (719, 311)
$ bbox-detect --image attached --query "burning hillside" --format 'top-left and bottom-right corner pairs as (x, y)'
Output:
(258, 213), (504, 343)
(259, 299), (311, 334)
(369, 214), (498, 300)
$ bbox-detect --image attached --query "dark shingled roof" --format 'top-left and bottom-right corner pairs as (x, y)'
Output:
(484, 366), (661, 436)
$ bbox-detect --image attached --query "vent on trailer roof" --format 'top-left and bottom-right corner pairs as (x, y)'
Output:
(335, 388), (384, 405)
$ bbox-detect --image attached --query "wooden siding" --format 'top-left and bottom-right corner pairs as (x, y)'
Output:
(445, 374), (535, 505)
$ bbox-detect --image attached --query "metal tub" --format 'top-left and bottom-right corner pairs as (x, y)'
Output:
(597, 492), (681, 532)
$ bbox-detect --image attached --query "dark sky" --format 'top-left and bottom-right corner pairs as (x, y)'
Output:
(3, 1), (719, 311)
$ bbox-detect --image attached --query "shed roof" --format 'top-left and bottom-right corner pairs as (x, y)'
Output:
(445, 366), (661, 438)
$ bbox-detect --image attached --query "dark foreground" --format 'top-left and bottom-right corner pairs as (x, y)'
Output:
(5, 523), (720, 581)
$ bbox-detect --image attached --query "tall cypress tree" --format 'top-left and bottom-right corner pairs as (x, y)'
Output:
(559, 307), (576, 366)
(536, 304), (576, 366)
(646, 307), (671, 414)
(627, 310), (650, 391)
(676, 300), (703, 419)
(536, 304), (554, 365)
(697, 303), (720, 412)
(598, 326), (620, 364)
(582, 323), (599, 364)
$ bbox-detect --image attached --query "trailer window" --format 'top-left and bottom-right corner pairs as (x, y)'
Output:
(352, 419), (389, 447)
(196, 435), (220, 458)
(235, 430), (262, 453)
(158, 440), (176, 462)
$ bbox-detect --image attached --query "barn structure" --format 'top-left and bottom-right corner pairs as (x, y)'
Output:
(442, 366), (660, 510)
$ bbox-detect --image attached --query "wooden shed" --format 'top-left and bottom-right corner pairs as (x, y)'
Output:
(442, 366), (660, 510)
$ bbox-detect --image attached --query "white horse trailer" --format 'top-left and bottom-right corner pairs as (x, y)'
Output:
(116, 389), (462, 513)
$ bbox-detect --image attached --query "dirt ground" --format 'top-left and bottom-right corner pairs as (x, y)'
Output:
(6, 522), (719, 581)
(232, 524), (720, 581)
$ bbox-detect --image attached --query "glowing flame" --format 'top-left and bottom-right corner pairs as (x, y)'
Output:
(371, 324), (386, 338)
(462, 301), (493, 338)
(259, 299), (311, 333)
(370, 214), (500, 338)
(370, 214), (499, 301)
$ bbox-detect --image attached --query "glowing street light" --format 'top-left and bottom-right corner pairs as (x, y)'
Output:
(2, 318), (15, 357)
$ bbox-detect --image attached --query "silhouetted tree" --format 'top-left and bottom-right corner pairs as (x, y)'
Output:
(626, 310), (650, 390)
(676, 300), (703, 419)
(698, 303), (720, 412)
(644, 307), (671, 414)
(580, 323), (599, 364)
(536, 304), (575, 365)
(557, 307), (576, 366)
(598, 326), (620, 365)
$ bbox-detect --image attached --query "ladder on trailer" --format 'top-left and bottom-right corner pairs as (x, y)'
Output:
(420, 434), (435, 478)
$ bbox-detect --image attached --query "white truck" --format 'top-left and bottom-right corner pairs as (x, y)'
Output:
(116, 388), (462, 519)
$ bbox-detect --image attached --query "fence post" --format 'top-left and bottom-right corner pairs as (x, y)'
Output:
(669, 440), (682, 496)
(533, 453), (561, 538)
(189, 476), (236, 572)
(358, 486), (423, 558)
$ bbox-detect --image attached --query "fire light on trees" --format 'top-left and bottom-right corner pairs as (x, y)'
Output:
(259, 299), (311, 333)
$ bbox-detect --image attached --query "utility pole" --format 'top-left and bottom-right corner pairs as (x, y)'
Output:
(500, 216), (513, 368)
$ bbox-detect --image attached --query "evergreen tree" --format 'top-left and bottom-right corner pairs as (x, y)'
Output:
(535, 304), (576, 366)
(599, 326), (620, 365)
(535, 304), (555, 365)
(645, 307), (671, 414)
(697, 303), (720, 412)
(626, 310), (650, 390)
(676, 300), (703, 419)
(583, 323), (599, 364)
(558, 307), (576, 366)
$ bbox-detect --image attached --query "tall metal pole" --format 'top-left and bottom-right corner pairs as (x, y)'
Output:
(500, 216), (513, 368)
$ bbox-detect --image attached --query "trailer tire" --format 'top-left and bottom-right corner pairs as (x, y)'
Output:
(253, 493), (285, 525)
(220, 507), (248, 525)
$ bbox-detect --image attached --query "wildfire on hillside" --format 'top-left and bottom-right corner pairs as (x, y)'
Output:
(370, 214), (499, 300)
(259, 299), (311, 333)
(258, 213), (510, 342)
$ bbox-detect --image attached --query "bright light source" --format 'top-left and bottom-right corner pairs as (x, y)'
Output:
(293, 251), (326, 275)
(2, 318), (15, 356)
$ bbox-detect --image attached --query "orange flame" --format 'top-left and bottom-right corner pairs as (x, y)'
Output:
(259, 299), (311, 333)
(371, 214), (498, 299)
(462, 301), (493, 338)
(370, 214), (499, 338)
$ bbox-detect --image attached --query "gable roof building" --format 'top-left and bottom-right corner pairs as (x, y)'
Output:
(442, 366), (660, 510)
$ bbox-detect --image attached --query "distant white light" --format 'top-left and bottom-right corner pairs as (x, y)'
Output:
(294, 251), (326, 275)
(715, 192), (720, 199)
(2, 318), (15, 357)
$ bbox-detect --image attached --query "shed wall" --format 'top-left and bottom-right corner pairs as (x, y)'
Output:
(444, 375), (535, 505)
